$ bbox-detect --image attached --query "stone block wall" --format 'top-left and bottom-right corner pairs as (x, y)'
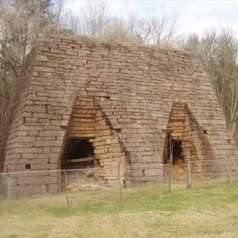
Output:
(94, 105), (126, 185)
(67, 97), (96, 138)
(0, 134), (4, 171)
(165, 102), (215, 174)
(1, 36), (237, 196)
(61, 95), (127, 185)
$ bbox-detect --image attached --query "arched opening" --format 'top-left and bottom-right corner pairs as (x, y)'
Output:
(172, 140), (184, 164)
(164, 132), (185, 166)
(62, 138), (95, 169)
(61, 96), (97, 170)
(163, 103), (200, 177)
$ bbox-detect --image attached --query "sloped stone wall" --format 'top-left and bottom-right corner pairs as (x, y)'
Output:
(0, 134), (4, 171)
(94, 105), (127, 185)
(2, 36), (237, 196)
(67, 97), (96, 139)
(61, 96), (127, 184)
(165, 102), (215, 174)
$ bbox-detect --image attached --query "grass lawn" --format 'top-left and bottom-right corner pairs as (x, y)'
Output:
(0, 182), (238, 238)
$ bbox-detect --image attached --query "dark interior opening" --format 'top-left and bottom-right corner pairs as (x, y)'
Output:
(62, 138), (95, 169)
(172, 140), (184, 164)
(65, 139), (94, 159)
(164, 136), (184, 165)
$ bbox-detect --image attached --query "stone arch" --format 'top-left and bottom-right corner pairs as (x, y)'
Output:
(60, 96), (128, 185)
(163, 102), (215, 174)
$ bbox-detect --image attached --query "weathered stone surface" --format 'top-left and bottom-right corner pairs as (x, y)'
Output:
(1, 35), (237, 196)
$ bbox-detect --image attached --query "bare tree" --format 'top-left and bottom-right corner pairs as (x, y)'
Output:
(181, 29), (238, 138)
(63, 1), (178, 45)
(0, 0), (63, 165)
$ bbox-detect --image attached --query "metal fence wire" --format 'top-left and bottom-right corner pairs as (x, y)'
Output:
(0, 157), (238, 204)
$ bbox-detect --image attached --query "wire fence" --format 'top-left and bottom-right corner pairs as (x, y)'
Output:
(187, 157), (238, 189)
(0, 157), (238, 204)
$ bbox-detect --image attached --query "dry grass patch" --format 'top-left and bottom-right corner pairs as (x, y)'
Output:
(0, 183), (238, 238)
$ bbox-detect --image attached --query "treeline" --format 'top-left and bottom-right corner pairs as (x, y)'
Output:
(182, 31), (238, 139)
(0, 0), (238, 158)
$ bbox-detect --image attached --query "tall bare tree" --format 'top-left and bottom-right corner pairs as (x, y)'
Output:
(63, 2), (178, 45)
(181, 29), (238, 139)
(0, 0), (62, 165)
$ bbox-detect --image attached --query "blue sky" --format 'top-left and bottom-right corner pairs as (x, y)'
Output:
(63, 0), (238, 36)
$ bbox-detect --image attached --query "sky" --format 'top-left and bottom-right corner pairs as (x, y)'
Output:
(63, 0), (238, 36)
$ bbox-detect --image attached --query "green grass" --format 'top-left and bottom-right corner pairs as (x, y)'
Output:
(1, 182), (238, 238)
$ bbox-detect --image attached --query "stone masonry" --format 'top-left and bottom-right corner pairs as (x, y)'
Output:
(1, 36), (237, 196)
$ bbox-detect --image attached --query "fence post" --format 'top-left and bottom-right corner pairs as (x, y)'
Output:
(58, 170), (61, 193)
(5, 172), (11, 207)
(168, 136), (173, 193)
(7, 173), (11, 199)
(226, 156), (231, 184)
(64, 171), (70, 206)
(168, 163), (172, 192)
(117, 161), (122, 203)
(187, 159), (192, 190)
